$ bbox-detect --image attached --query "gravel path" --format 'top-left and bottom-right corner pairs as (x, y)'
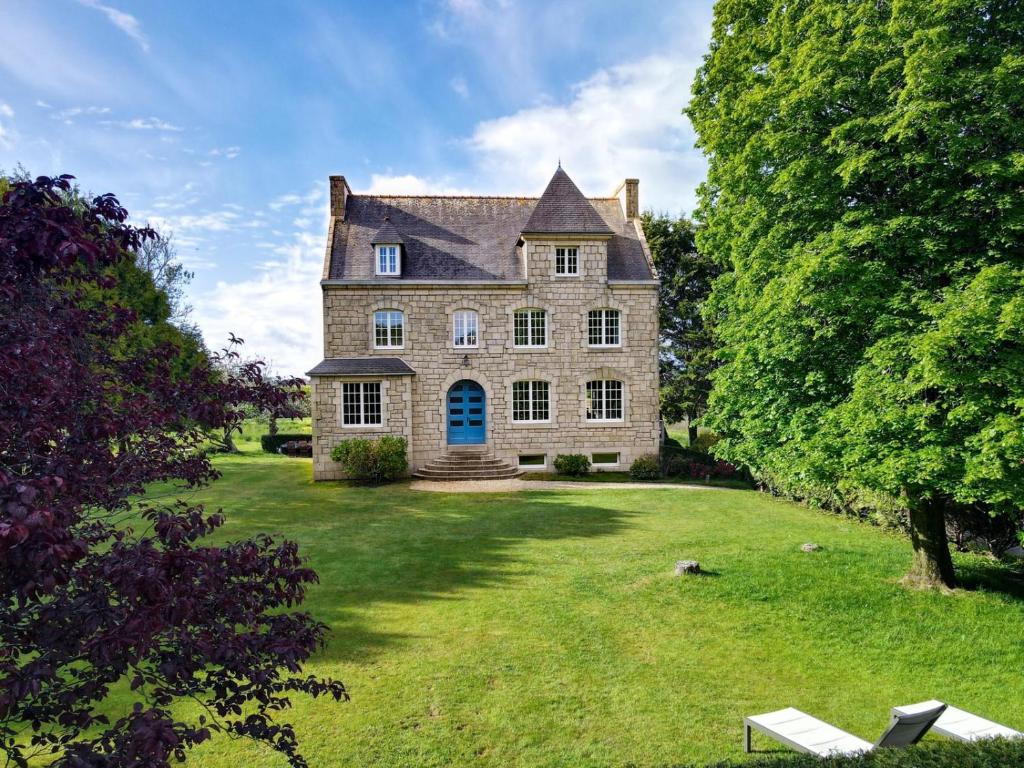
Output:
(408, 479), (724, 493)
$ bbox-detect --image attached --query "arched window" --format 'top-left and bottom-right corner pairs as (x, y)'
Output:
(373, 309), (404, 349)
(453, 309), (479, 347)
(513, 308), (547, 347)
(586, 380), (623, 421)
(587, 309), (621, 346)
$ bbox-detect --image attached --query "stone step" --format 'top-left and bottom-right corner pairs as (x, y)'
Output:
(413, 466), (522, 480)
(416, 463), (519, 474)
(425, 458), (508, 468)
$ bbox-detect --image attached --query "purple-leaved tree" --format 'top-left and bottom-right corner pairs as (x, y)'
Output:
(0, 176), (346, 767)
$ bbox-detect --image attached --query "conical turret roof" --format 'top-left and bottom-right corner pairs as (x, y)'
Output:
(522, 167), (613, 235)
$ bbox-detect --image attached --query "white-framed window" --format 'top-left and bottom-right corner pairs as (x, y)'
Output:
(373, 310), (404, 349)
(585, 380), (623, 421)
(513, 309), (547, 347)
(376, 245), (400, 275)
(591, 451), (620, 467)
(588, 309), (621, 347)
(453, 309), (479, 348)
(518, 453), (547, 469)
(555, 246), (579, 275)
(512, 380), (550, 422)
(341, 382), (382, 426)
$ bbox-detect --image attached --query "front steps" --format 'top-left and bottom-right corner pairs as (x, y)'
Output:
(413, 450), (523, 481)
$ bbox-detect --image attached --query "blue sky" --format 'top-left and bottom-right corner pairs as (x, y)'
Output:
(0, 0), (714, 374)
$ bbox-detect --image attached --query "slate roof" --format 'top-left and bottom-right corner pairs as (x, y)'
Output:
(370, 216), (404, 245)
(306, 357), (416, 377)
(522, 167), (614, 235)
(325, 168), (654, 282)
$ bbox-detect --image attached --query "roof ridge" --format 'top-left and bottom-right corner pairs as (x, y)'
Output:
(351, 194), (620, 201)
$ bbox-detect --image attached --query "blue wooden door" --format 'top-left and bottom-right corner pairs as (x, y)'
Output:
(447, 380), (486, 445)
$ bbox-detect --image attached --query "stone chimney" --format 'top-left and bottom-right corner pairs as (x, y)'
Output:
(623, 178), (639, 219)
(613, 178), (640, 220)
(329, 175), (351, 219)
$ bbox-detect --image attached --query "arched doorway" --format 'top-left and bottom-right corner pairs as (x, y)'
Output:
(447, 380), (486, 445)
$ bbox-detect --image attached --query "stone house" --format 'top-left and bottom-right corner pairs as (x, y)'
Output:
(308, 167), (661, 480)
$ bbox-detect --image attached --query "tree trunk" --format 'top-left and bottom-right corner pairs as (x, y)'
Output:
(221, 426), (239, 454)
(687, 419), (699, 448)
(268, 415), (278, 436)
(904, 493), (956, 589)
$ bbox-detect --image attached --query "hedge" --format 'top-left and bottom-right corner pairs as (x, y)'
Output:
(260, 433), (312, 453)
(701, 738), (1024, 768)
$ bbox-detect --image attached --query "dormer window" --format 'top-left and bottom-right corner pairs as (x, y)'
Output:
(376, 245), (400, 276)
(371, 215), (404, 276)
(555, 246), (579, 275)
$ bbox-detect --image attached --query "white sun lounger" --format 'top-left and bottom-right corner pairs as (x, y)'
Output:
(893, 700), (1022, 742)
(744, 702), (947, 757)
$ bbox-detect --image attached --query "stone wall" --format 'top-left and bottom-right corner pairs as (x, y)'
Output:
(313, 237), (660, 479)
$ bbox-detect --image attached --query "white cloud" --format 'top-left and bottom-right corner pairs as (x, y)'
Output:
(209, 145), (241, 159)
(114, 116), (183, 132)
(463, 53), (704, 214)
(76, 0), (149, 52)
(52, 105), (111, 123)
(450, 76), (469, 99)
(0, 103), (15, 148)
(35, 100), (52, 109)
(192, 229), (326, 377)
(365, 174), (472, 195)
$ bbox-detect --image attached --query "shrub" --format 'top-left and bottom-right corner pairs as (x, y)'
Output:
(331, 436), (408, 484)
(553, 453), (591, 477)
(662, 452), (740, 482)
(261, 432), (312, 453)
(947, 505), (1024, 558)
(630, 453), (661, 481)
(691, 430), (722, 455)
(280, 440), (312, 457)
(704, 736), (1024, 767)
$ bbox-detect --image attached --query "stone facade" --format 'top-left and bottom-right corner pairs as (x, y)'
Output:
(312, 234), (661, 479)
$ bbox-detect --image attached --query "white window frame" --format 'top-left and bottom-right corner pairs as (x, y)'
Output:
(591, 451), (621, 467)
(513, 309), (547, 348)
(373, 309), (404, 349)
(555, 246), (579, 276)
(512, 380), (550, 423)
(585, 380), (624, 422)
(517, 453), (547, 469)
(587, 309), (621, 347)
(375, 244), (401, 276)
(453, 309), (479, 348)
(341, 382), (383, 427)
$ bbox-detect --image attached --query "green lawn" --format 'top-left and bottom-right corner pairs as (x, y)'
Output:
(150, 449), (1022, 767)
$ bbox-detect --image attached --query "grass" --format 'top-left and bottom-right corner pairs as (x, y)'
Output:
(129, 443), (1023, 767)
(520, 470), (752, 489)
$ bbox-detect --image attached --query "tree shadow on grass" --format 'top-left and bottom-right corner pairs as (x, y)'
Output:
(292, 488), (639, 664)
(954, 558), (1024, 601)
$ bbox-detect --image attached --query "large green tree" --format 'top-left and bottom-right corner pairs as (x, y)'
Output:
(688, 0), (1024, 587)
(642, 213), (720, 444)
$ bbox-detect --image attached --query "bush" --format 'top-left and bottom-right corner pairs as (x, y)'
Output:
(704, 736), (1024, 767)
(630, 453), (661, 481)
(553, 453), (591, 477)
(663, 452), (740, 482)
(280, 440), (312, 457)
(261, 432), (312, 453)
(691, 430), (722, 455)
(330, 436), (408, 484)
(947, 505), (1024, 558)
